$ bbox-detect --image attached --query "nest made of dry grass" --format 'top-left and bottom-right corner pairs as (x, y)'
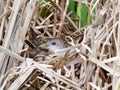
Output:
(0, 0), (120, 90)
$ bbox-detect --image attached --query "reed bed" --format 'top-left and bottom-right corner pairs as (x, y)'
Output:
(0, 0), (120, 90)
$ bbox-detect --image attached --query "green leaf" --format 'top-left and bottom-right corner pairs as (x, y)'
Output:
(80, 4), (88, 27)
(76, 3), (88, 27)
(68, 0), (75, 17)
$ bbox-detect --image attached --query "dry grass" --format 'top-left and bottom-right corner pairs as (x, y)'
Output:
(0, 0), (120, 90)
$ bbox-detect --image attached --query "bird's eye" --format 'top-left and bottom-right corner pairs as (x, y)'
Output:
(51, 42), (56, 45)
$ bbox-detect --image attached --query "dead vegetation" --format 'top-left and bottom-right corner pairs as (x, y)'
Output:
(0, 0), (120, 90)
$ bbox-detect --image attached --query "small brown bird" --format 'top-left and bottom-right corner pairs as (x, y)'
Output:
(39, 38), (65, 59)
(39, 38), (68, 69)
(25, 38), (65, 60)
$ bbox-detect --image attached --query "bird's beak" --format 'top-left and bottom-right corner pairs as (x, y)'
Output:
(39, 43), (49, 49)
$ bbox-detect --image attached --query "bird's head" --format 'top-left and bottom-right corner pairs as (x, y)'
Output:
(39, 38), (64, 52)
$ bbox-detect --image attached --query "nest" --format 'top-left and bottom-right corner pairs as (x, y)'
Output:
(0, 0), (120, 90)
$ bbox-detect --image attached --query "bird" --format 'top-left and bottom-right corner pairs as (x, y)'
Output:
(25, 38), (65, 60)
(39, 38), (68, 69)
(39, 38), (64, 52)
(39, 38), (65, 59)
